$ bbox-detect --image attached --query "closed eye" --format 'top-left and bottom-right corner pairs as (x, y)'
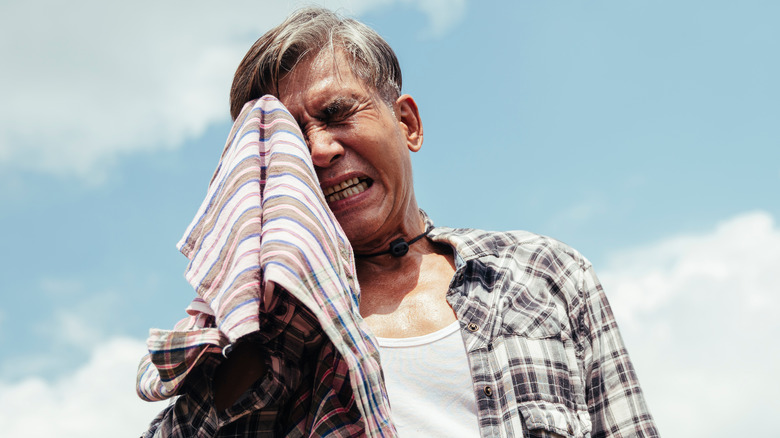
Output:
(320, 97), (358, 123)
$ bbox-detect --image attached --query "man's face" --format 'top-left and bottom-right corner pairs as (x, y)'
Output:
(277, 50), (421, 248)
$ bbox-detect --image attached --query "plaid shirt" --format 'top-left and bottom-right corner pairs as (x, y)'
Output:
(138, 95), (655, 437)
(427, 219), (659, 438)
(142, 215), (658, 437)
(141, 291), (367, 437)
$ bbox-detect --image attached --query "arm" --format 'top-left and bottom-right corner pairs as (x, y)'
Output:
(579, 264), (659, 438)
(137, 302), (272, 437)
(140, 343), (273, 438)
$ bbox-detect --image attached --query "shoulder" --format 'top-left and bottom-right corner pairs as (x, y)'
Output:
(430, 225), (592, 274)
(430, 225), (596, 323)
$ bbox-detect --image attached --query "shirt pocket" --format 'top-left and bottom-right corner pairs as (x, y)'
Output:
(494, 278), (585, 406)
(518, 400), (592, 438)
(494, 331), (578, 408)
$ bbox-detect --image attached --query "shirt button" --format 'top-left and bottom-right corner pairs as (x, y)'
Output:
(483, 386), (493, 397)
(467, 322), (478, 332)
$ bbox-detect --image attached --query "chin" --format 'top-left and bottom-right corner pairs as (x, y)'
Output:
(338, 218), (371, 243)
(334, 212), (380, 246)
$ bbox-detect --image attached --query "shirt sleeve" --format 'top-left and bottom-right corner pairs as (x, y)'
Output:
(578, 263), (660, 438)
(139, 355), (282, 438)
(137, 292), (367, 438)
(139, 342), (366, 438)
(136, 299), (227, 403)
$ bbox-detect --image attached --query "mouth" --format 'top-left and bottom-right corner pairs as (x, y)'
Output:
(322, 177), (372, 203)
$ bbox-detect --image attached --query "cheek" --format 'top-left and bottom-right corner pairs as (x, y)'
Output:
(341, 121), (407, 167)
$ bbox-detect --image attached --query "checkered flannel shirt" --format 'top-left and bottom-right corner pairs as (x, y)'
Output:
(142, 215), (658, 437)
(427, 217), (659, 438)
(141, 289), (365, 437)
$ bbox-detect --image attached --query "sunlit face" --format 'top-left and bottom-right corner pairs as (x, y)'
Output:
(277, 50), (422, 249)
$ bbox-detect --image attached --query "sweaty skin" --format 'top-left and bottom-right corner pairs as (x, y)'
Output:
(214, 49), (457, 410)
(276, 50), (456, 338)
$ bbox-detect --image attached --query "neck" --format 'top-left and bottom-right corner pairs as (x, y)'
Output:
(356, 207), (429, 264)
(350, 196), (426, 251)
(354, 227), (431, 258)
(355, 236), (437, 277)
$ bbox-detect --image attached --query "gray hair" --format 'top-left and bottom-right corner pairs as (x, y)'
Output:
(230, 7), (402, 120)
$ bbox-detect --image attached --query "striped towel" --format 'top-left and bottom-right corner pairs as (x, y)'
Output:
(136, 96), (395, 436)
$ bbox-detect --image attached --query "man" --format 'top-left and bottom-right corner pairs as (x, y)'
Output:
(142, 7), (658, 437)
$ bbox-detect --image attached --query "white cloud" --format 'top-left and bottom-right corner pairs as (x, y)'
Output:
(399, 0), (467, 38)
(30, 277), (122, 352)
(599, 211), (780, 437)
(320, 0), (467, 37)
(51, 312), (104, 350)
(1, 279), (135, 380)
(0, 337), (168, 437)
(0, 0), (465, 182)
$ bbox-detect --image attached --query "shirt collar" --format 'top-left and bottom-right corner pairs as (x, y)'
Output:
(422, 209), (495, 262)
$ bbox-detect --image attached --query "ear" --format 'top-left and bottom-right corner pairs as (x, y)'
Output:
(395, 94), (423, 152)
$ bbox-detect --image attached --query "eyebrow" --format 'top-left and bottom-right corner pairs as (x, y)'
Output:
(321, 96), (359, 118)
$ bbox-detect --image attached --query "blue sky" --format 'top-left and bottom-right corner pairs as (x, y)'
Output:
(1, 1), (778, 436)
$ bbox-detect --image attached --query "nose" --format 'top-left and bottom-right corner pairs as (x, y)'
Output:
(307, 129), (344, 168)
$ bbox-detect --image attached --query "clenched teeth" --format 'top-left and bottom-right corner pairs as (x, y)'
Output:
(323, 177), (360, 196)
(324, 178), (369, 203)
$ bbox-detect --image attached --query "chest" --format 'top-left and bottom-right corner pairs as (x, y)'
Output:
(359, 255), (458, 338)
(362, 276), (457, 338)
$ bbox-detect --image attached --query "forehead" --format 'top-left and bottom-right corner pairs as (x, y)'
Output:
(277, 50), (374, 107)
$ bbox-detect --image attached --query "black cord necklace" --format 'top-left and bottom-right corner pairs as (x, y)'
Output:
(355, 227), (433, 258)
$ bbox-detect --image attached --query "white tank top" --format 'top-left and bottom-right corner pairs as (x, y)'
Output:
(376, 322), (480, 437)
